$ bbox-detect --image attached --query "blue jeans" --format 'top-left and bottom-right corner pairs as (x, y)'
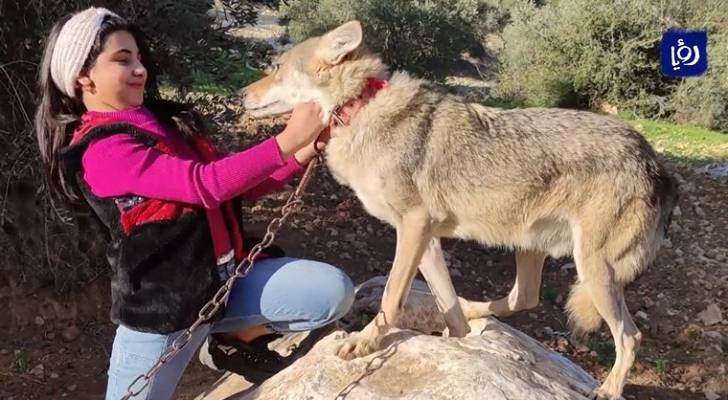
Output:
(105, 257), (354, 400)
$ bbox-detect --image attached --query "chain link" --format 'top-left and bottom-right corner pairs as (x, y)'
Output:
(121, 154), (322, 399)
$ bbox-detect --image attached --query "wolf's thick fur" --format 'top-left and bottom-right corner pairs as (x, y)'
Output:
(242, 21), (678, 400)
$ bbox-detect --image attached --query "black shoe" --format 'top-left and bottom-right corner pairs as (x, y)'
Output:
(199, 325), (336, 384)
(199, 333), (288, 384)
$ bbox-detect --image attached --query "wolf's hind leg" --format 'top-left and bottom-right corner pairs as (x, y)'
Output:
(459, 250), (547, 319)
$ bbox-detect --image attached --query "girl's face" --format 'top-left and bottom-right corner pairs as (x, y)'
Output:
(78, 30), (147, 111)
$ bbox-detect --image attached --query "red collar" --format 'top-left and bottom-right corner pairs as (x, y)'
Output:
(331, 77), (388, 127)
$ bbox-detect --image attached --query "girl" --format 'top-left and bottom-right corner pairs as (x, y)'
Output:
(35, 7), (354, 399)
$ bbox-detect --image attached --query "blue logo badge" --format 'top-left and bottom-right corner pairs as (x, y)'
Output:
(661, 29), (708, 77)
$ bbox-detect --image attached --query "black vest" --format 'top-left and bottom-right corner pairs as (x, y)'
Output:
(61, 122), (281, 333)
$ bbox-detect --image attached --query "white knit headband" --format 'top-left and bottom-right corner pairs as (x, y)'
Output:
(50, 7), (122, 97)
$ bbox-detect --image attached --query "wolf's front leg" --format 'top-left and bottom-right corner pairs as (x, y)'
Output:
(335, 207), (433, 360)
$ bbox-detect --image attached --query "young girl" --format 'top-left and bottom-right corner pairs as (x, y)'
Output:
(35, 7), (354, 399)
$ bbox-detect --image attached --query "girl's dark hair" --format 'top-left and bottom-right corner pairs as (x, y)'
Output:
(35, 12), (205, 203)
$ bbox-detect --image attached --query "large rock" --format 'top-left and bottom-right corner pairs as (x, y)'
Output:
(196, 277), (597, 400)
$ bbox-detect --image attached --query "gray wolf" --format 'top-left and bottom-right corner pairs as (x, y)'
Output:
(242, 20), (678, 400)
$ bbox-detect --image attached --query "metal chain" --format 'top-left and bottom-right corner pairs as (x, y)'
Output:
(121, 153), (322, 400)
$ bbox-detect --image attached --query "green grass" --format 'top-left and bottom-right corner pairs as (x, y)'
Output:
(588, 339), (616, 367)
(620, 117), (728, 165)
(654, 358), (668, 375)
(541, 285), (559, 304)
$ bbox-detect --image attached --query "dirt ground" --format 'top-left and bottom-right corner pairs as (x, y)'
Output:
(1, 111), (726, 400)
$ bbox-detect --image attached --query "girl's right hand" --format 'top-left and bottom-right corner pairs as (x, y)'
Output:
(276, 102), (326, 159)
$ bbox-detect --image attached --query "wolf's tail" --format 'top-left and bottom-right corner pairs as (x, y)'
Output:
(565, 168), (679, 335)
(657, 170), (679, 238)
(565, 281), (603, 334)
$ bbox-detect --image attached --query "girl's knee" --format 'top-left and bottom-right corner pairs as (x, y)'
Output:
(327, 268), (355, 321)
(295, 261), (355, 327)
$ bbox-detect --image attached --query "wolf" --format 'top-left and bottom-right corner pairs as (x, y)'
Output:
(241, 20), (678, 399)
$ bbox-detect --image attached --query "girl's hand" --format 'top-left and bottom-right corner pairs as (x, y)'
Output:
(292, 98), (368, 165)
(275, 102), (326, 160)
(293, 131), (329, 165)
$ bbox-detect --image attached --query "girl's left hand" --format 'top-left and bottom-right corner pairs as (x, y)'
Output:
(292, 99), (365, 165)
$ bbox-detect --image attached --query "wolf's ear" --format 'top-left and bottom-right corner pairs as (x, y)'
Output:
(318, 20), (363, 65)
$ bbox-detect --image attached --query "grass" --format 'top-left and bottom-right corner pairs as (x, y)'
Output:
(12, 350), (27, 373)
(654, 358), (669, 375)
(620, 117), (728, 165)
(588, 339), (616, 367)
(541, 286), (559, 304)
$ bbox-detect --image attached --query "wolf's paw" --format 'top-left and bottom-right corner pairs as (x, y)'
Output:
(588, 387), (625, 400)
(333, 331), (381, 360)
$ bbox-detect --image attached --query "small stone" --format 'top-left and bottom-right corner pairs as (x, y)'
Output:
(704, 331), (723, 341)
(34, 316), (45, 326)
(705, 391), (720, 400)
(657, 293), (666, 299)
(30, 363), (44, 377)
(673, 206), (682, 218)
(635, 311), (649, 321)
(50, 372), (60, 379)
(450, 268), (462, 278)
(576, 345), (590, 353)
(528, 313), (539, 320)
(698, 304), (723, 326)
(46, 332), (55, 340)
(61, 325), (81, 342)
(590, 350), (598, 357)
(340, 252), (352, 260)
(0, 349), (8, 355)
(656, 321), (677, 335)
(543, 326), (554, 337)
(67, 384), (77, 392)
(555, 294), (564, 305)
(560, 262), (576, 272)
(643, 297), (655, 308)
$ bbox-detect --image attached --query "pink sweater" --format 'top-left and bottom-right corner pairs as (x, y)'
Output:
(79, 106), (303, 258)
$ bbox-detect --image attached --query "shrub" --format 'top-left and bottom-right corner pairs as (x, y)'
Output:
(497, 0), (728, 131)
(279, 0), (507, 77)
(670, 7), (728, 131)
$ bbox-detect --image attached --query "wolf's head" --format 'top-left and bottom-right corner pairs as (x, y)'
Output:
(241, 20), (388, 121)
